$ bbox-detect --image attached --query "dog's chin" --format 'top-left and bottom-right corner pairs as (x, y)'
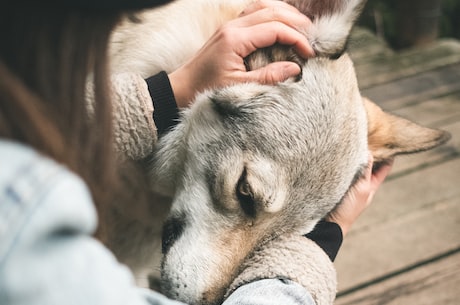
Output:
(160, 252), (228, 305)
(200, 287), (228, 305)
(161, 237), (254, 305)
(160, 280), (225, 305)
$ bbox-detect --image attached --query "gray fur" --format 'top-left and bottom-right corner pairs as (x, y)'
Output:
(107, 0), (450, 303)
(152, 54), (368, 304)
(149, 1), (370, 302)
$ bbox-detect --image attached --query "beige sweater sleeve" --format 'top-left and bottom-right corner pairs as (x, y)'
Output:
(225, 234), (337, 305)
(110, 73), (158, 160)
(86, 73), (158, 161)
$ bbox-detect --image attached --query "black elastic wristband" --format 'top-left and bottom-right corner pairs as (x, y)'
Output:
(305, 221), (343, 262)
(146, 71), (180, 136)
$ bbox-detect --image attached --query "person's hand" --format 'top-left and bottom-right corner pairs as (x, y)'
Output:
(168, 0), (314, 108)
(326, 155), (394, 236)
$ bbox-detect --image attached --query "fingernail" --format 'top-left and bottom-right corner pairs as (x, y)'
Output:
(284, 63), (302, 81)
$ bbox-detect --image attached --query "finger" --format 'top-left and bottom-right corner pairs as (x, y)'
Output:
(235, 4), (312, 32)
(241, 61), (301, 84)
(233, 21), (314, 58)
(365, 190), (376, 206)
(239, 0), (300, 17)
(364, 154), (374, 178)
(371, 159), (394, 187)
(350, 155), (373, 203)
(355, 154), (373, 188)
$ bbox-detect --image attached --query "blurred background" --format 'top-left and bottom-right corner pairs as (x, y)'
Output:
(357, 0), (460, 49)
(334, 1), (460, 304)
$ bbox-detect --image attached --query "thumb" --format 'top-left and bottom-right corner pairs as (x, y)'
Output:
(245, 62), (301, 84)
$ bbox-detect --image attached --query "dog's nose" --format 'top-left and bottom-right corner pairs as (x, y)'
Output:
(162, 214), (186, 254)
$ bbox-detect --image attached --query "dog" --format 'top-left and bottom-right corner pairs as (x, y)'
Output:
(108, 0), (451, 304)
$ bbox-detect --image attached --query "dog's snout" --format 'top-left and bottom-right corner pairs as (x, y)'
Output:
(162, 214), (186, 254)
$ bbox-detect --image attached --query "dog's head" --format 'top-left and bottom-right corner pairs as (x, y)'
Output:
(154, 57), (368, 304)
(150, 0), (450, 304)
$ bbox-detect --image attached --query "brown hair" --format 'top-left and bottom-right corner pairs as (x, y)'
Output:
(0, 3), (124, 235)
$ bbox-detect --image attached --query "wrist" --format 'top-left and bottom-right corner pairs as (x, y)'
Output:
(168, 65), (196, 109)
(325, 209), (358, 237)
(145, 71), (180, 136)
(305, 220), (343, 262)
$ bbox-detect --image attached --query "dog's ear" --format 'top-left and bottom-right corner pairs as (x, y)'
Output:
(236, 158), (287, 216)
(148, 123), (188, 197)
(363, 97), (451, 163)
(285, 0), (367, 58)
(245, 0), (367, 73)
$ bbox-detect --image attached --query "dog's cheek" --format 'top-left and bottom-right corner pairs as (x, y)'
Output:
(202, 227), (258, 304)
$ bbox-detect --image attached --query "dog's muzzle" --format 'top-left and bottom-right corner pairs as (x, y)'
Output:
(161, 214), (186, 254)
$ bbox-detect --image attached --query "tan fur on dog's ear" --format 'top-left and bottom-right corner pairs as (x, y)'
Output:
(363, 97), (451, 162)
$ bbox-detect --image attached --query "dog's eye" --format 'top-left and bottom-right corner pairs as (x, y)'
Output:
(236, 168), (256, 218)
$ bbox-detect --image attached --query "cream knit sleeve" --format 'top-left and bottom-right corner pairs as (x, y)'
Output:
(109, 73), (158, 160)
(225, 234), (337, 305)
(86, 73), (158, 161)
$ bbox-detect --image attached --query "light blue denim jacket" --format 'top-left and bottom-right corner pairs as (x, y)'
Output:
(0, 140), (314, 305)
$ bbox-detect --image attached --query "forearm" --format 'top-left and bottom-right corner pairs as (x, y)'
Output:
(103, 73), (158, 160)
(145, 71), (181, 136)
(226, 235), (337, 305)
(92, 71), (181, 160)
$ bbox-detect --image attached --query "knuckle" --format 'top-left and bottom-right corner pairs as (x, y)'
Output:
(263, 6), (282, 21)
(268, 6), (278, 17)
(254, 0), (268, 10)
(262, 70), (279, 84)
(217, 25), (237, 43)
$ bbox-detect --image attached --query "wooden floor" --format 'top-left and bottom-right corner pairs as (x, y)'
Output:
(334, 29), (460, 304)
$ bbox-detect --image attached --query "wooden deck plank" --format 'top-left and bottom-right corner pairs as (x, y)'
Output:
(384, 92), (460, 176)
(355, 40), (460, 89)
(361, 63), (460, 111)
(351, 156), (460, 231)
(335, 251), (460, 305)
(336, 35), (460, 305)
(387, 92), (460, 163)
(393, 92), (460, 128)
(389, 118), (460, 176)
(348, 28), (393, 63)
(334, 157), (460, 292)
(335, 195), (460, 293)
